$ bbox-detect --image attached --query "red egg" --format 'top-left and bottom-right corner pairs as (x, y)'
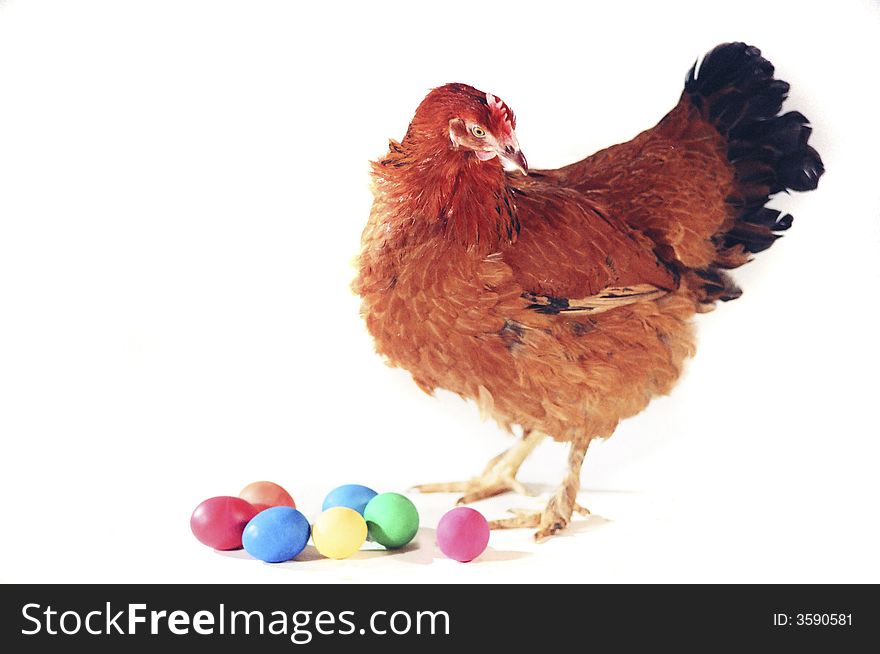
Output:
(238, 481), (296, 512)
(190, 496), (258, 550)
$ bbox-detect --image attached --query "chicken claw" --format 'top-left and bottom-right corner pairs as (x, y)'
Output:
(413, 431), (545, 504)
(489, 438), (592, 541)
(413, 474), (531, 504)
(489, 497), (591, 541)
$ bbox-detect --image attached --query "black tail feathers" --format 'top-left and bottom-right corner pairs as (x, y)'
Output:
(683, 42), (824, 300)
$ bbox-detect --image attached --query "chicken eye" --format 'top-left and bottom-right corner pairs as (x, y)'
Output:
(471, 125), (486, 138)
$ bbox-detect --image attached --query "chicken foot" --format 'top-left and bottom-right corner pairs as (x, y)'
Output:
(490, 436), (593, 541)
(413, 430), (545, 504)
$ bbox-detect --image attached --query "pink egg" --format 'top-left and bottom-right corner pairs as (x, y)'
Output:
(190, 496), (259, 550)
(436, 507), (490, 562)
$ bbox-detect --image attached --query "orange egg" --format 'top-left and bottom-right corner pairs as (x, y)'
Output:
(238, 481), (295, 511)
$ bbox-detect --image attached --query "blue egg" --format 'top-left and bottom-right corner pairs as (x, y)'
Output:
(242, 507), (310, 563)
(322, 484), (378, 516)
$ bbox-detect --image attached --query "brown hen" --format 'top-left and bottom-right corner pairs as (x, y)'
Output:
(354, 43), (823, 539)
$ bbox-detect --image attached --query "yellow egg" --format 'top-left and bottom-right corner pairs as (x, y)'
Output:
(312, 507), (368, 559)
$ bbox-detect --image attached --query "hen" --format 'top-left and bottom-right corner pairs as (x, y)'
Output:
(354, 43), (823, 539)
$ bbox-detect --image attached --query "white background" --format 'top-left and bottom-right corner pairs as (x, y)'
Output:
(1, 0), (878, 584)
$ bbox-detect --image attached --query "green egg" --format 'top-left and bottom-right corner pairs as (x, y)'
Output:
(363, 492), (419, 549)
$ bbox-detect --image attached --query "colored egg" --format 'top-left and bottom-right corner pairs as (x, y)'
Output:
(312, 507), (368, 559)
(239, 481), (296, 512)
(322, 484), (378, 516)
(363, 492), (419, 549)
(190, 496), (259, 550)
(242, 506), (311, 563)
(436, 507), (490, 562)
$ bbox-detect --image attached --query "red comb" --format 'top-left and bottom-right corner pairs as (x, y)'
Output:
(486, 92), (516, 130)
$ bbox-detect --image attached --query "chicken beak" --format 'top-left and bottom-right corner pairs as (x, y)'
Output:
(500, 147), (529, 175)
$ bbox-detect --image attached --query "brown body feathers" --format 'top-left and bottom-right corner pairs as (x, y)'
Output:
(355, 43), (823, 443)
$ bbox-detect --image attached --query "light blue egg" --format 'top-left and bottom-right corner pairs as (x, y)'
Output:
(322, 484), (378, 516)
(242, 506), (310, 563)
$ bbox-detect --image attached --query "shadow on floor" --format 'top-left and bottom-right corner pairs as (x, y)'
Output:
(215, 526), (532, 567)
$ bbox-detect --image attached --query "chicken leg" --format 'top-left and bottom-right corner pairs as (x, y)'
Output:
(414, 430), (545, 504)
(490, 436), (593, 541)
